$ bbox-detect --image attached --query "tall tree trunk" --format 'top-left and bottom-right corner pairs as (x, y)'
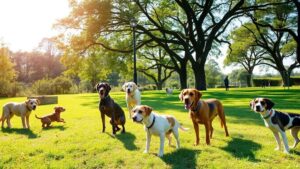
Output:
(296, 0), (300, 64)
(157, 82), (163, 90)
(178, 63), (187, 90)
(246, 74), (252, 87)
(279, 70), (290, 87)
(191, 62), (207, 90)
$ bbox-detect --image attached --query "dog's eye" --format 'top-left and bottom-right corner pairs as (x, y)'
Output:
(261, 101), (265, 105)
(138, 110), (142, 114)
(189, 93), (194, 96)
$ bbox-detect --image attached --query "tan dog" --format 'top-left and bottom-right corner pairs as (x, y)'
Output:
(35, 106), (66, 128)
(179, 89), (229, 145)
(1, 99), (39, 129)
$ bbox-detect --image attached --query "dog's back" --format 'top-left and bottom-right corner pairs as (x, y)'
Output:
(3, 102), (27, 117)
(100, 96), (125, 124)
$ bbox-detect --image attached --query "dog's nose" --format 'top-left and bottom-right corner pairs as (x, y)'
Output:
(255, 105), (260, 111)
(127, 89), (130, 93)
(132, 116), (137, 121)
(32, 105), (36, 110)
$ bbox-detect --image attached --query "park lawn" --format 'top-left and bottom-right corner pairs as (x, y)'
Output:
(0, 87), (300, 169)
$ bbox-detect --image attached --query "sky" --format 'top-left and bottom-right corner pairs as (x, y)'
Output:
(0, 0), (70, 51)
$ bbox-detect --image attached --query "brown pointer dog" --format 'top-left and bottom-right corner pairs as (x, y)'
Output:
(179, 89), (229, 145)
(35, 106), (66, 128)
(96, 82), (126, 135)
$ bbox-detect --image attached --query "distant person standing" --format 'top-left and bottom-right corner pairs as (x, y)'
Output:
(224, 76), (229, 91)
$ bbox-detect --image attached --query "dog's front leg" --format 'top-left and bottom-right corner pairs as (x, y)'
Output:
(101, 112), (106, 133)
(25, 115), (30, 129)
(21, 116), (27, 129)
(144, 131), (151, 154)
(158, 133), (165, 157)
(279, 131), (290, 153)
(272, 131), (281, 151)
(192, 121), (200, 146)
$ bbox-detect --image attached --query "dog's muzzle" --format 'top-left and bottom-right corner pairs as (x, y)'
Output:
(127, 89), (131, 94)
(32, 105), (36, 110)
(184, 99), (193, 109)
(132, 116), (143, 123)
(255, 105), (261, 112)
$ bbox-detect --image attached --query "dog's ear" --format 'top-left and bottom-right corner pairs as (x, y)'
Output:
(179, 90), (185, 101)
(36, 99), (40, 105)
(264, 98), (275, 110)
(132, 82), (137, 91)
(194, 89), (202, 103)
(122, 83), (127, 91)
(144, 105), (153, 116)
(105, 83), (111, 92)
(95, 83), (100, 91)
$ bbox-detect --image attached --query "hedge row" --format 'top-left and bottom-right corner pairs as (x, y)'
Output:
(253, 77), (300, 86)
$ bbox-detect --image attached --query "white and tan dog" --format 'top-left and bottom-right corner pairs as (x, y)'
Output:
(123, 82), (141, 118)
(132, 105), (188, 157)
(1, 99), (39, 129)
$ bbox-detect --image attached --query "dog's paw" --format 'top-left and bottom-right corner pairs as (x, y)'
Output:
(143, 150), (149, 154)
(284, 150), (290, 154)
(274, 147), (281, 151)
(193, 143), (199, 146)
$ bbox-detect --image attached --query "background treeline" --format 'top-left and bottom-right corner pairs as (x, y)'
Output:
(1, 0), (300, 96)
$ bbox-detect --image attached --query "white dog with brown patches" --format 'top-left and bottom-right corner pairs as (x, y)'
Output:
(132, 105), (188, 157)
(1, 99), (39, 129)
(123, 82), (141, 118)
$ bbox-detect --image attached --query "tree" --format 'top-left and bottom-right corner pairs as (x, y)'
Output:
(225, 25), (266, 87)
(138, 46), (175, 90)
(245, 1), (299, 86)
(0, 44), (16, 96)
(249, 0), (299, 64)
(205, 59), (222, 88)
(55, 0), (280, 90)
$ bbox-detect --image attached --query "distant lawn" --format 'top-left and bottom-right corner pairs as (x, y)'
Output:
(0, 87), (300, 168)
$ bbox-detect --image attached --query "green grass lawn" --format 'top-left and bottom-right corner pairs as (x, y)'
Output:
(0, 87), (300, 169)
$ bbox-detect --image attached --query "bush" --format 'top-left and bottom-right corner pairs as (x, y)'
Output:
(31, 76), (73, 95)
(252, 78), (282, 87)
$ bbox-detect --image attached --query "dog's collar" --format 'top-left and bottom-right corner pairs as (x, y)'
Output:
(191, 101), (201, 112)
(146, 115), (156, 129)
(263, 110), (273, 119)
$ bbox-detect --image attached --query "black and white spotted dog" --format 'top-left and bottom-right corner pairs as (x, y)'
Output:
(250, 98), (300, 154)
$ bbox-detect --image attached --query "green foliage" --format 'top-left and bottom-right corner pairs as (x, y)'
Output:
(205, 59), (222, 88)
(32, 76), (73, 95)
(0, 46), (16, 96)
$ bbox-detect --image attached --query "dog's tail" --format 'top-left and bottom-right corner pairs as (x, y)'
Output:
(179, 123), (189, 131)
(35, 114), (42, 119)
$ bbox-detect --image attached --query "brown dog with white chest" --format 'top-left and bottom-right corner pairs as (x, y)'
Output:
(35, 106), (66, 128)
(179, 89), (229, 145)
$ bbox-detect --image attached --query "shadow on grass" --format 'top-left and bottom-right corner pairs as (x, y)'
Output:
(290, 149), (300, 156)
(115, 132), (137, 151)
(42, 125), (67, 131)
(161, 148), (200, 169)
(221, 137), (261, 162)
(1, 127), (38, 139)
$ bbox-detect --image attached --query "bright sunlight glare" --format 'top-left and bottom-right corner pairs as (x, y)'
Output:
(0, 0), (69, 52)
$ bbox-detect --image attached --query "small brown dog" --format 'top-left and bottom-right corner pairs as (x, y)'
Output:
(35, 106), (66, 128)
(179, 89), (229, 145)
